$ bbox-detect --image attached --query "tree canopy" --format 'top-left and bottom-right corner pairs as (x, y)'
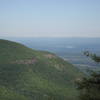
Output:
(76, 51), (100, 100)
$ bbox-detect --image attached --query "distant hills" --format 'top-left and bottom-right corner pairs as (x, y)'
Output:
(0, 39), (83, 100)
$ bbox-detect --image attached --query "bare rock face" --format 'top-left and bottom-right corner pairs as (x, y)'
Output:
(11, 58), (37, 65)
(44, 54), (56, 59)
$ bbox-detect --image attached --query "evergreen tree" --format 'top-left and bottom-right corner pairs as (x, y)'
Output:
(76, 51), (100, 100)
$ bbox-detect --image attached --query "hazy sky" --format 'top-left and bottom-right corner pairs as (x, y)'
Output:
(0, 0), (100, 37)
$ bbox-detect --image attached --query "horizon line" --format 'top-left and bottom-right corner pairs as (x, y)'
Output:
(1, 36), (100, 38)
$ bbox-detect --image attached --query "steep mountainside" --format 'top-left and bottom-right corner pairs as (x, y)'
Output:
(0, 39), (83, 100)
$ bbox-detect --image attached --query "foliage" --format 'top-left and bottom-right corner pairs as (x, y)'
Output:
(76, 51), (100, 100)
(84, 51), (100, 63)
(0, 39), (83, 100)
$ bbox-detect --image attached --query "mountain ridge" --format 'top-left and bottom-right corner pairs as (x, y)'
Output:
(0, 39), (83, 100)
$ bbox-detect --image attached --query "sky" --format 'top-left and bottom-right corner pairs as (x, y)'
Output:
(0, 0), (100, 37)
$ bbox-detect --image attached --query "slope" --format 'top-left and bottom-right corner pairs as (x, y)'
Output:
(0, 39), (83, 100)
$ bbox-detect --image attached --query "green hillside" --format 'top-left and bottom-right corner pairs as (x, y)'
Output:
(0, 39), (83, 100)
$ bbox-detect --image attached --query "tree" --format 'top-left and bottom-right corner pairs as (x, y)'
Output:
(84, 51), (100, 63)
(76, 51), (100, 100)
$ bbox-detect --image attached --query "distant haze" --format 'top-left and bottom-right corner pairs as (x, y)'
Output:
(0, 0), (100, 37)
